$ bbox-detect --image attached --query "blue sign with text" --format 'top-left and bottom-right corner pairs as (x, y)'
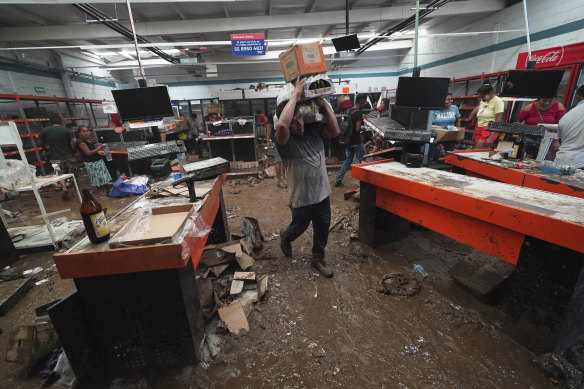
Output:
(231, 33), (265, 57)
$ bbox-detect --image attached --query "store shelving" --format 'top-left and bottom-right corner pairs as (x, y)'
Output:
(0, 94), (108, 174)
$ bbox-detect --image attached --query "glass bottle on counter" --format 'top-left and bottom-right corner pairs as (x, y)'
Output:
(510, 134), (526, 160)
(80, 188), (110, 244)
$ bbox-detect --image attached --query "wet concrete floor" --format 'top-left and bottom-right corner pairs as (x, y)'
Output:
(0, 172), (554, 388)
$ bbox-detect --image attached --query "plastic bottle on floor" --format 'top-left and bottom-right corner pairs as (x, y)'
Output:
(413, 264), (429, 280)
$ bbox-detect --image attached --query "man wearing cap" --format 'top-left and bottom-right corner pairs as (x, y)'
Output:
(276, 78), (340, 277)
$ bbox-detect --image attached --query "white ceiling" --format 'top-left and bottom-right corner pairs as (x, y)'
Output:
(0, 0), (514, 84)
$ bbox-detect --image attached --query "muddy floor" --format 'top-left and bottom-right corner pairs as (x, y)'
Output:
(0, 171), (554, 388)
(190, 173), (552, 389)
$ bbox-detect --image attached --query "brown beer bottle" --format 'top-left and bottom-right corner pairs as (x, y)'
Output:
(80, 188), (110, 244)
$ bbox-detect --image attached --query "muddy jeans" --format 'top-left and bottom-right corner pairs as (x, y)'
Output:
(281, 196), (331, 260)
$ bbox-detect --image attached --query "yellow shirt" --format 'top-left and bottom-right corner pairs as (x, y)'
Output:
(476, 95), (505, 127)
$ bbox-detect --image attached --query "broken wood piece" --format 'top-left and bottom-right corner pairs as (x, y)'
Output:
(257, 275), (268, 299)
(218, 301), (249, 335)
(235, 289), (258, 317)
(329, 215), (347, 232)
(240, 239), (251, 255)
(199, 250), (235, 268)
(233, 271), (255, 280)
(343, 188), (359, 200)
(230, 280), (244, 295)
(222, 243), (243, 258)
(209, 264), (230, 278)
(235, 252), (254, 271)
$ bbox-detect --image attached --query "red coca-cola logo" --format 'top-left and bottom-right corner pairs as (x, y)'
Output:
(526, 47), (564, 67)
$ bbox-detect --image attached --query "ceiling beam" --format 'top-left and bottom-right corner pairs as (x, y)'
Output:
(6, 4), (51, 26)
(0, 0), (507, 42)
(171, 4), (186, 20)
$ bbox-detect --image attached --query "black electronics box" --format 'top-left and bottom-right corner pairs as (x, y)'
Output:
(150, 158), (171, 177)
(182, 157), (230, 180)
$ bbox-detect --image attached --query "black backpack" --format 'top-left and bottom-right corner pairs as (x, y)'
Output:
(339, 108), (357, 145)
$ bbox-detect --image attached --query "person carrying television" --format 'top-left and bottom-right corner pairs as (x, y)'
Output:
(468, 83), (505, 149)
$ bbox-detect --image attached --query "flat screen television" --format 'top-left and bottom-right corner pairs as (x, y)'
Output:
(501, 70), (564, 98)
(332, 34), (361, 52)
(111, 86), (174, 122)
(395, 77), (450, 109)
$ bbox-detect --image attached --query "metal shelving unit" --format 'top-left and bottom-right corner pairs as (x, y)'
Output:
(0, 94), (107, 174)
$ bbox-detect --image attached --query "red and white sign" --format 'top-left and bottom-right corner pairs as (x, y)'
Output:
(114, 126), (124, 133)
(516, 41), (584, 69)
(102, 101), (118, 114)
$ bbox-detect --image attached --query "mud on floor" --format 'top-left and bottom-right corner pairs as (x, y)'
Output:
(191, 175), (552, 388)
(0, 173), (554, 388)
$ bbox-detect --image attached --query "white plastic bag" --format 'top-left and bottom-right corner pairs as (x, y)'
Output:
(0, 159), (36, 190)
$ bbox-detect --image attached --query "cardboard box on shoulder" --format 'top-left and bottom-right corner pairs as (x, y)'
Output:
(207, 103), (223, 114)
(279, 43), (327, 83)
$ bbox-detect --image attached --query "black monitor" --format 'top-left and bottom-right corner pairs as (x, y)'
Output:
(395, 77), (450, 109)
(501, 70), (564, 98)
(331, 34), (361, 52)
(111, 86), (174, 122)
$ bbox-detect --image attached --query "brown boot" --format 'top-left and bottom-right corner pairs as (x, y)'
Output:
(311, 259), (333, 278)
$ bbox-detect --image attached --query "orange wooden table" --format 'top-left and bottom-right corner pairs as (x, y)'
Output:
(54, 173), (227, 279)
(445, 150), (584, 199)
(352, 161), (584, 356)
(49, 174), (229, 386)
(352, 161), (584, 265)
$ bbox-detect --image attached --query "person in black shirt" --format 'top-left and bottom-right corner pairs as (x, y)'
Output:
(334, 94), (368, 186)
(76, 125), (112, 191)
(40, 115), (77, 199)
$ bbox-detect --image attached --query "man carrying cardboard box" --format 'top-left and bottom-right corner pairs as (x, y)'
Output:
(276, 78), (340, 278)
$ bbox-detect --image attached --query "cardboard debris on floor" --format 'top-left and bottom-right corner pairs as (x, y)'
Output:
(230, 280), (245, 295)
(6, 322), (58, 366)
(233, 271), (255, 280)
(218, 301), (249, 335)
(235, 252), (254, 270)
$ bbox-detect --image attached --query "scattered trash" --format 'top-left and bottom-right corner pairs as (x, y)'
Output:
(235, 253), (254, 271)
(329, 215), (346, 232)
(247, 177), (259, 187)
(405, 345), (419, 354)
(533, 353), (584, 389)
(242, 217), (264, 252)
(413, 264), (429, 280)
(332, 306), (337, 309)
(2, 209), (17, 218)
(218, 301), (249, 336)
(233, 271), (255, 281)
(230, 280), (244, 295)
(23, 267), (43, 276)
(349, 233), (359, 240)
(235, 289), (258, 317)
(264, 165), (277, 178)
(378, 273), (421, 297)
(308, 342), (326, 358)
(240, 239), (251, 255)
(51, 217), (69, 227)
(35, 279), (49, 286)
(210, 264), (230, 278)
(257, 275), (268, 299)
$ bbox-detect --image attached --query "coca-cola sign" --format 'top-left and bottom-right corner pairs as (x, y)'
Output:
(517, 42), (584, 69)
(526, 48), (564, 68)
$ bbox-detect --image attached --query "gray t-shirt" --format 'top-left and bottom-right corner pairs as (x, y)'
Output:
(277, 123), (331, 208)
(556, 104), (584, 168)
